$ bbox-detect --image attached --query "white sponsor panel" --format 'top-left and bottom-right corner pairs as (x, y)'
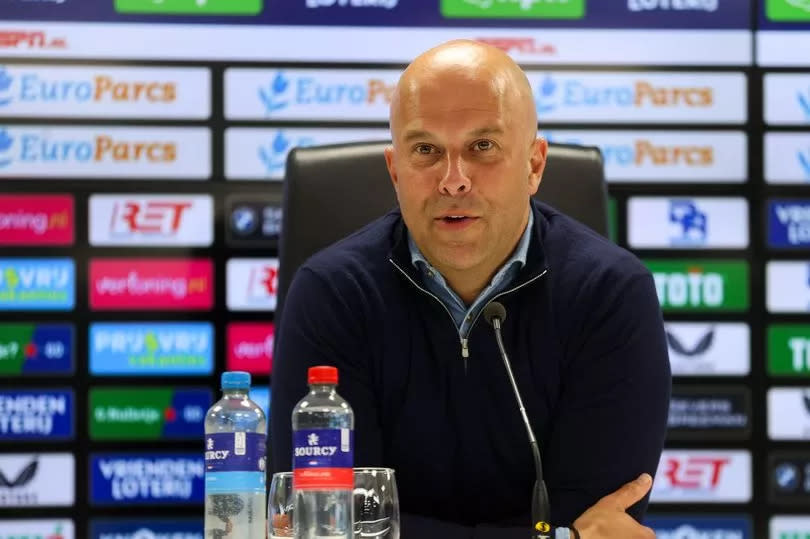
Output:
(0, 125), (210, 179)
(0, 23), (751, 65)
(764, 73), (810, 125)
(765, 132), (810, 184)
(226, 258), (278, 312)
(627, 197), (749, 248)
(225, 127), (389, 180)
(651, 449), (751, 503)
(0, 453), (74, 506)
(529, 72), (746, 124)
(541, 130), (746, 183)
(768, 387), (810, 440)
(664, 322), (750, 376)
(225, 68), (399, 121)
(770, 516), (810, 539)
(0, 520), (74, 538)
(758, 32), (810, 68)
(767, 261), (810, 313)
(0, 65), (210, 119)
(89, 194), (213, 246)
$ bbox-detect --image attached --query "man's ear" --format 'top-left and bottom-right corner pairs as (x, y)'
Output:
(384, 144), (399, 195)
(527, 137), (548, 196)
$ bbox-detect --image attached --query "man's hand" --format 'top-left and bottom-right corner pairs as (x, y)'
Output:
(571, 473), (656, 539)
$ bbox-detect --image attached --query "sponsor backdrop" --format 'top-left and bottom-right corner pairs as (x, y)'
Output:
(0, 0), (807, 537)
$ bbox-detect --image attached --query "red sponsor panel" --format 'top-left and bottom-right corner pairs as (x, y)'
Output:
(89, 258), (213, 310)
(226, 322), (273, 375)
(0, 194), (74, 245)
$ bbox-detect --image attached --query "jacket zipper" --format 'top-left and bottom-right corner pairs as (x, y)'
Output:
(389, 258), (548, 371)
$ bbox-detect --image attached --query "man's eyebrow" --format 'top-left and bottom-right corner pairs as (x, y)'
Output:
(401, 126), (505, 143)
(402, 129), (432, 143)
(468, 126), (505, 137)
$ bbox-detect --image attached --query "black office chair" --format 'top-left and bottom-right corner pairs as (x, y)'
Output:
(276, 140), (607, 320)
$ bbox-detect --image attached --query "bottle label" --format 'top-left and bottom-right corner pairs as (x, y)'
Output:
(205, 432), (267, 473)
(205, 432), (266, 495)
(293, 428), (353, 490)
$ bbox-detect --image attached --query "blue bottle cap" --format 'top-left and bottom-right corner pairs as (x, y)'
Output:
(221, 371), (251, 390)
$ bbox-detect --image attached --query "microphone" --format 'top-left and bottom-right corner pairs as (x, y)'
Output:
(483, 301), (551, 531)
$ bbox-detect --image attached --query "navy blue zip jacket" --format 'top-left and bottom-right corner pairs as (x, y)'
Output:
(271, 200), (671, 538)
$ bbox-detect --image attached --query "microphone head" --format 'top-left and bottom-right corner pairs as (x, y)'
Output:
(483, 301), (507, 326)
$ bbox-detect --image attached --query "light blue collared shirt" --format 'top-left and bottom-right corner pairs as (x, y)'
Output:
(408, 207), (534, 339)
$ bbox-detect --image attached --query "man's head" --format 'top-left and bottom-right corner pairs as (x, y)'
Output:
(385, 40), (547, 286)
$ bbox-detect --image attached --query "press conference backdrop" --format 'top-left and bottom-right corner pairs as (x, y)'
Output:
(0, 1), (808, 538)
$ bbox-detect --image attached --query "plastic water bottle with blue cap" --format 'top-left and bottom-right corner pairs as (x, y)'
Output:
(204, 371), (267, 538)
(292, 365), (354, 538)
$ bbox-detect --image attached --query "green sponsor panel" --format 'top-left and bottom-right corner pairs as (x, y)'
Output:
(0, 324), (32, 374)
(768, 325), (810, 377)
(644, 260), (749, 312)
(766, 0), (810, 21)
(115, 0), (261, 15)
(440, 0), (586, 19)
(89, 387), (172, 440)
(608, 197), (618, 244)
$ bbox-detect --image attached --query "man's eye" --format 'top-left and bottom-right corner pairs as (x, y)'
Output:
(415, 144), (434, 154)
(473, 140), (494, 151)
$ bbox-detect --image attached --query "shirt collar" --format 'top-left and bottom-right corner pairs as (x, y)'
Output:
(408, 206), (534, 273)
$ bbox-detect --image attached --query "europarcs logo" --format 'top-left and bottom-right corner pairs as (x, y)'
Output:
(258, 131), (315, 173)
(0, 127), (177, 170)
(0, 65), (178, 109)
(256, 71), (393, 115)
(532, 74), (713, 116)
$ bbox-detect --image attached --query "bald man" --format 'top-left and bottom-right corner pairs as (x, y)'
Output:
(271, 40), (670, 539)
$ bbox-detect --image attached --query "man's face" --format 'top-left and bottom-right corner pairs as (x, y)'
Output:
(385, 71), (546, 276)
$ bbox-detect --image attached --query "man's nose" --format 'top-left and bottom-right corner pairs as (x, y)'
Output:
(437, 155), (472, 196)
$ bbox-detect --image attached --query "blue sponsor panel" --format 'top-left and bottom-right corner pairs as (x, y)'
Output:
(163, 388), (212, 438)
(645, 515), (752, 538)
(768, 199), (810, 248)
(90, 519), (203, 539)
(0, 388), (74, 440)
(90, 453), (205, 505)
(89, 322), (214, 376)
(21, 324), (74, 374)
(0, 258), (75, 311)
(0, 0), (751, 28)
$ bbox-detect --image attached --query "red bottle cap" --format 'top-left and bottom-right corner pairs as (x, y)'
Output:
(308, 366), (338, 385)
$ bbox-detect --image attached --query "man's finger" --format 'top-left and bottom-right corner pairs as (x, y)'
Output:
(596, 473), (653, 510)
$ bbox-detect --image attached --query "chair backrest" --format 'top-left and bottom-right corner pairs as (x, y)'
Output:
(277, 140), (607, 319)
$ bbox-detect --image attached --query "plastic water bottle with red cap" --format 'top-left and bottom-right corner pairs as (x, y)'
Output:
(292, 365), (355, 539)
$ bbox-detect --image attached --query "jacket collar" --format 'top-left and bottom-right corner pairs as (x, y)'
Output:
(387, 199), (550, 286)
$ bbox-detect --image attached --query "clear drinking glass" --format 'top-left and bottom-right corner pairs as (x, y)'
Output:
(268, 468), (400, 539)
(268, 472), (295, 538)
(353, 467), (400, 539)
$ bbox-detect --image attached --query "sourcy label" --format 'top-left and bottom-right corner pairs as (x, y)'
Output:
(204, 432), (266, 495)
(292, 428), (353, 490)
